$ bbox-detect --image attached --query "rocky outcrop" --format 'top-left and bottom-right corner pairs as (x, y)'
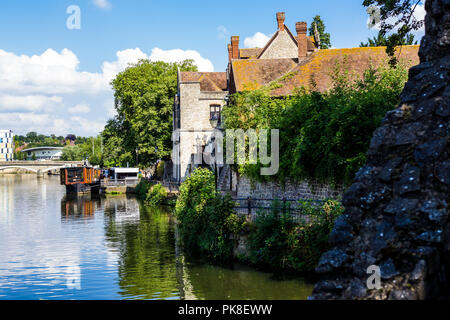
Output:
(311, 0), (450, 300)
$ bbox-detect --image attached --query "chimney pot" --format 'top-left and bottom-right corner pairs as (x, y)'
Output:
(276, 12), (286, 31)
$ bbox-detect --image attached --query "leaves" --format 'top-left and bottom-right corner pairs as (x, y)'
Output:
(103, 59), (197, 168)
(223, 62), (409, 186)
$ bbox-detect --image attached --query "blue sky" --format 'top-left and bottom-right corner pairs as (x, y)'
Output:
(0, 0), (425, 137)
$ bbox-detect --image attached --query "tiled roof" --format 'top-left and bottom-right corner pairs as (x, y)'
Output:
(240, 48), (263, 59)
(230, 45), (420, 95)
(180, 72), (227, 92)
(230, 58), (298, 91)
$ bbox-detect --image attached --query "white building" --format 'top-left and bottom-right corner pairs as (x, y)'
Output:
(0, 130), (14, 162)
(22, 147), (63, 160)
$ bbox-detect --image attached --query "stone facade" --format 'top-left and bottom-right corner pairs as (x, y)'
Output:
(172, 71), (228, 182)
(312, 0), (450, 300)
(259, 30), (300, 59)
(236, 175), (342, 201)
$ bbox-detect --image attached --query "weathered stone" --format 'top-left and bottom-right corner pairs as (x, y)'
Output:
(414, 139), (447, 166)
(378, 158), (403, 182)
(329, 215), (354, 246)
(384, 198), (419, 215)
(388, 290), (417, 300)
(436, 160), (450, 184)
(380, 259), (399, 279)
(420, 199), (448, 223)
(312, 0), (450, 300)
(416, 230), (444, 243)
(394, 166), (421, 195)
(316, 249), (349, 273)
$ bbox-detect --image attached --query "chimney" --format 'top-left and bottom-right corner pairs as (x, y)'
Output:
(227, 44), (232, 62)
(296, 22), (308, 59)
(276, 12), (286, 31)
(231, 36), (240, 60)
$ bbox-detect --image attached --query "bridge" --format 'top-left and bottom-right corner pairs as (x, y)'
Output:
(0, 161), (85, 175)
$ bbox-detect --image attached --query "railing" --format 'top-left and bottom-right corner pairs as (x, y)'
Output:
(101, 178), (139, 187)
(232, 197), (330, 223)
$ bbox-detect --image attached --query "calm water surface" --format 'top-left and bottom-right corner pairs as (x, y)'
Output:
(0, 175), (314, 300)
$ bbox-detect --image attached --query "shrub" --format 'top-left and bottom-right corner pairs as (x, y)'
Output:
(175, 168), (246, 262)
(145, 183), (168, 206)
(135, 179), (152, 201)
(247, 199), (344, 272)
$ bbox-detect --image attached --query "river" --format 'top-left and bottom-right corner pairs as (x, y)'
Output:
(0, 174), (314, 300)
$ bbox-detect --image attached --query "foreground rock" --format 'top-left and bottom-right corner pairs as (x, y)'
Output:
(311, 0), (450, 300)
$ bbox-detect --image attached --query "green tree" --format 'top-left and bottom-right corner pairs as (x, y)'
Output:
(363, 0), (425, 65)
(360, 31), (417, 47)
(106, 59), (197, 168)
(309, 15), (332, 49)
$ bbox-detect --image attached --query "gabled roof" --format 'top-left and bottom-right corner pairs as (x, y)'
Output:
(256, 25), (317, 59)
(180, 72), (227, 92)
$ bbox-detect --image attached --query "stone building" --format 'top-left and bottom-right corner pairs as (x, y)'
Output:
(173, 12), (420, 199)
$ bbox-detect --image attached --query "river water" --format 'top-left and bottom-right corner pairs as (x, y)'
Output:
(0, 175), (314, 300)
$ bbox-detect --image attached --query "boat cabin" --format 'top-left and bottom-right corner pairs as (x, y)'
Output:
(108, 167), (140, 182)
(60, 167), (101, 186)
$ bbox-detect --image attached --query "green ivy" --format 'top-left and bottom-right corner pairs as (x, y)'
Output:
(223, 62), (409, 186)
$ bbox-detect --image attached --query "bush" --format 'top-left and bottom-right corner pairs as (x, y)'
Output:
(145, 183), (168, 206)
(135, 179), (152, 201)
(247, 199), (344, 272)
(175, 168), (246, 262)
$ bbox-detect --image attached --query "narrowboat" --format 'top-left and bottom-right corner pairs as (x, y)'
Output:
(60, 166), (102, 194)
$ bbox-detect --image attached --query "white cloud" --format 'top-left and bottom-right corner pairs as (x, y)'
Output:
(244, 32), (271, 48)
(217, 25), (229, 39)
(149, 48), (214, 72)
(68, 103), (91, 114)
(0, 48), (106, 95)
(93, 0), (112, 10)
(0, 94), (62, 113)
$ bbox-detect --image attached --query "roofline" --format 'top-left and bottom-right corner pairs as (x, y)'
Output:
(21, 147), (64, 152)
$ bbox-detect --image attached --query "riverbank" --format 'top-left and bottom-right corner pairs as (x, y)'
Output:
(138, 170), (343, 276)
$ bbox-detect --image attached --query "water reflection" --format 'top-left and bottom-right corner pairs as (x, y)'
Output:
(0, 175), (314, 300)
(61, 194), (101, 220)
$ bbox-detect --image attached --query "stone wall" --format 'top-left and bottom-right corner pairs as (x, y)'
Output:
(312, 0), (450, 300)
(260, 30), (298, 59)
(236, 175), (343, 200)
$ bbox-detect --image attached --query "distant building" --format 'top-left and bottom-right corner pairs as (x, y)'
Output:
(22, 147), (63, 160)
(0, 130), (14, 162)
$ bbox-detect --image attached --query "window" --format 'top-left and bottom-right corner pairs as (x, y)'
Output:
(210, 104), (221, 124)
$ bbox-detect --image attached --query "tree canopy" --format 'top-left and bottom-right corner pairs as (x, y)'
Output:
(102, 59), (198, 168)
(363, 0), (425, 65)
